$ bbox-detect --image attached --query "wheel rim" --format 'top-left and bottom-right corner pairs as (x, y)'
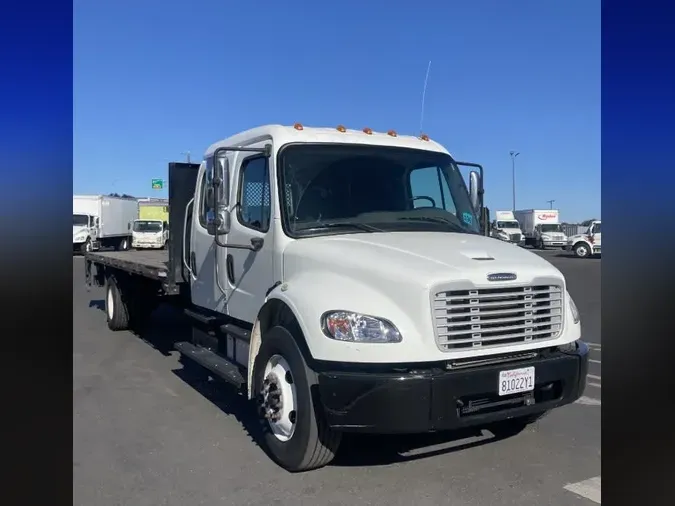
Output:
(259, 354), (297, 442)
(106, 286), (114, 319)
(576, 245), (588, 257)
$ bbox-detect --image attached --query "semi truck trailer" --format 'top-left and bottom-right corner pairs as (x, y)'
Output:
(84, 124), (588, 472)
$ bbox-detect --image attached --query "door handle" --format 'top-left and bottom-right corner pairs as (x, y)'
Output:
(226, 254), (235, 284)
(190, 252), (197, 275)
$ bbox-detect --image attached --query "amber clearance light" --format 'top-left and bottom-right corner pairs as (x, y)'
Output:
(293, 123), (304, 130)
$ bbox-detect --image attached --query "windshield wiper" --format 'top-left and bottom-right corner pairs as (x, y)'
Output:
(298, 221), (383, 233)
(397, 216), (473, 233)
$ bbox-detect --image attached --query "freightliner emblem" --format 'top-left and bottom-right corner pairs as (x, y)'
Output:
(487, 272), (517, 282)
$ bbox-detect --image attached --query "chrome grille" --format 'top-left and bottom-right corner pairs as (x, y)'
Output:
(434, 285), (563, 350)
(510, 233), (522, 242)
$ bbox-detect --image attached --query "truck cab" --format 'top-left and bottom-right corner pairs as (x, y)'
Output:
(535, 222), (568, 249)
(73, 213), (98, 252)
(566, 220), (601, 258)
(131, 219), (169, 249)
(87, 124), (588, 472)
(490, 211), (524, 245)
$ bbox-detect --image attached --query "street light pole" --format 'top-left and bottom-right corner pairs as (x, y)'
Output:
(510, 151), (520, 210)
(546, 199), (555, 209)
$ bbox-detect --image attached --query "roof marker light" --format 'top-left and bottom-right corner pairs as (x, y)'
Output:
(363, 127), (373, 135)
(293, 123), (303, 130)
(419, 133), (430, 141)
(387, 130), (397, 137)
(336, 125), (347, 132)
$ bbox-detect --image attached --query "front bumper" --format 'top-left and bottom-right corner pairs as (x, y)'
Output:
(317, 341), (589, 433)
(132, 242), (163, 249)
(543, 240), (567, 247)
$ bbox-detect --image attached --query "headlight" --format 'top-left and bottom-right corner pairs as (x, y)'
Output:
(567, 291), (580, 324)
(322, 311), (402, 343)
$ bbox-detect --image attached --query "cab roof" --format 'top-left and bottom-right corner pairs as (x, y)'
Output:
(204, 124), (450, 158)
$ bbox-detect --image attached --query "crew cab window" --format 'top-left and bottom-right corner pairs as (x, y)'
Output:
(238, 156), (271, 231)
(409, 165), (456, 213)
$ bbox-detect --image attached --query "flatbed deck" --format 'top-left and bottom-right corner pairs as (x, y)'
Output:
(85, 250), (170, 280)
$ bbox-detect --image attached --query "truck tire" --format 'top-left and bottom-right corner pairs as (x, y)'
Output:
(574, 242), (590, 258)
(253, 325), (341, 472)
(105, 277), (130, 331)
(81, 238), (92, 254)
(117, 237), (130, 251)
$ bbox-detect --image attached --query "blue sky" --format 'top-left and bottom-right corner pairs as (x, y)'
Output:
(73, 0), (600, 222)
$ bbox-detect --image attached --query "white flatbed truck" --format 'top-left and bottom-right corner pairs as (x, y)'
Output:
(84, 124), (589, 472)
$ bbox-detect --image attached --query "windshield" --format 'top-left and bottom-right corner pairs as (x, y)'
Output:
(73, 214), (89, 226)
(497, 221), (519, 229)
(278, 144), (481, 237)
(133, 221), (162, 232)
(540, 224), (562, 233)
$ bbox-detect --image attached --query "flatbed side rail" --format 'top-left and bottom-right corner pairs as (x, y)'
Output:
(83, 251), (181, 295)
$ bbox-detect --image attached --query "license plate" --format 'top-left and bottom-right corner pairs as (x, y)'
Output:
(498, 367), (535, 396)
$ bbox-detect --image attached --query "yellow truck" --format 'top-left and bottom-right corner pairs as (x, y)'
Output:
(138, 202), (169, 222)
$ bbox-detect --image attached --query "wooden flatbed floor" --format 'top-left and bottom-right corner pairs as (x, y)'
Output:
(85, 250), (170, 280)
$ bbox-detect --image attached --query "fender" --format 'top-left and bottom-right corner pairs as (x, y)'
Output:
(246, 271), (426, 398)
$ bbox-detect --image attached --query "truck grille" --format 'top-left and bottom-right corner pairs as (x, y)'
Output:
(510, 233), (522, 242)
(433, 285), (563, 350)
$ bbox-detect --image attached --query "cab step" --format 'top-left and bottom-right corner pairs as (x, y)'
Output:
(174, 341), (245, 387)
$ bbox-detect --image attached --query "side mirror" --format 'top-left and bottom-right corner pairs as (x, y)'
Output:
(213, 154), (230, 207)
(469, 171), (481, 212)
(163, 221), (168, 230)
(206, 208), (231, 236)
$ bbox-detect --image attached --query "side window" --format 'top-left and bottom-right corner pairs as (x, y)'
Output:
(409, 166), (455, 213)
(198, 161), (212, 228)
(238, 156), (271, 231)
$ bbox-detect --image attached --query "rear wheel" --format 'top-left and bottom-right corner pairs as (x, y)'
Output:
(81, 238), (92, 254)
(253, 326), (341, 472)
(117, 237), (130, 251)
(105, 277), (130, 331)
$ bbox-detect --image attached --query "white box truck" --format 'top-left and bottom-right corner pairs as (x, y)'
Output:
(514, 209), (568, 249)
(565, 220), (601, 258)
(73, 195), (138, 253)
(490, 210), (525, 245)
(84, 124), (588, 472)
(131, 219), (169, 249)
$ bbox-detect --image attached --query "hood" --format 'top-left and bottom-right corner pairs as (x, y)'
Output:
(283, 232), (563, 288)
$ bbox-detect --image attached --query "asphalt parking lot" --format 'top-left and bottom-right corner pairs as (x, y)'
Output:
(73, 250), (601, 506)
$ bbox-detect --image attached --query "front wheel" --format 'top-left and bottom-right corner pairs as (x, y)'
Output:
(253, 326), (341, 472)
(574, 242), (590, 258)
